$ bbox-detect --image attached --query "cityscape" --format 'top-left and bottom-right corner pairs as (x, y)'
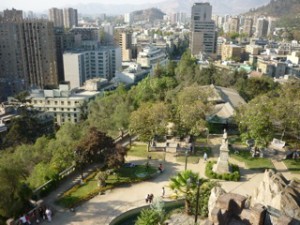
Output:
(0, 0), (299, 225)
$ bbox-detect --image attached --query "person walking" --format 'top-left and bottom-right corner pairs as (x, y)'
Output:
(204, 152), (208, 161)
(149, 194), (154, 203)
(161, 187), (165, 198)
(45, 208), (52, 222)
(145, 194), (150, 203)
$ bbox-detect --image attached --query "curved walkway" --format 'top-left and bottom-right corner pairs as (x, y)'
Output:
(43, 137), (299, 224)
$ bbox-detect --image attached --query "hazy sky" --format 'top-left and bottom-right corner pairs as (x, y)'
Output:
(1, 0), (164, 12)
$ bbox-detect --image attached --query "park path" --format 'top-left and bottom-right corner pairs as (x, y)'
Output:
(40, 136), (299, 225)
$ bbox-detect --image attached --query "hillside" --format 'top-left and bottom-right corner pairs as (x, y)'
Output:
(131, 8), (165, 22)
(72, 0), (269, 16)
(245, 0), (300, 17)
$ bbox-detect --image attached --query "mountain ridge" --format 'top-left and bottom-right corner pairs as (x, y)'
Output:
(70, 0), (270, 16)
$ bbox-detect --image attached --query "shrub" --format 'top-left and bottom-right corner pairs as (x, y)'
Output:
(205, 161), (240, 181)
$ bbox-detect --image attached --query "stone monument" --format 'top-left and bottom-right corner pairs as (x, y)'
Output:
(213, 129), (231, 174)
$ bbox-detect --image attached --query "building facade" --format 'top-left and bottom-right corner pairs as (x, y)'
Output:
(63, 8), (78, 29)
(137, 45), (168, 68)
(243, 18), (253, 37)
(256, 18), (269, 38)
(63, 47), (121, 89)
(190, 3), (216, 57)
(48, 8), (63, 27)
(119, 32), (132, 62)
(0, 10), (59, 100)
(30, 84), (100, 125)
(228, 17), (240, 33)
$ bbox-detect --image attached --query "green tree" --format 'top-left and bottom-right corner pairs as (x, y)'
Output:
(0, 153), (30, 218)
(169, 170), (199, 214)
(236, 95), (274, 147)
(135, 199), (167, 225)
(129, 102), (169, 151)
(3, 115), (44, 148)
(173, 85), (212, 137)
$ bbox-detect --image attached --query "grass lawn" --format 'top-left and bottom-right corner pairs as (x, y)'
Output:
(127, 143), (164, 160)
(176, 146), (212, 164)
(56, 165), (157, 208)
(195, 136), (208, 144)
(284, 159), (300, 174)
(228, 135), (245, 146)
(230, 150), (274, 170)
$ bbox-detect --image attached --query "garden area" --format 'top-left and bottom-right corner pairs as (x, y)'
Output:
(229, 149), (274, 170)
(127, 143), (165, 160)
(176, 146), (212, 164)
(284, 159), (300, 174)
(56, 164), (157, 208)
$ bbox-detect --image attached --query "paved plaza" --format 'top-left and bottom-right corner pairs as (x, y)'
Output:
(43, 137), (300, 225)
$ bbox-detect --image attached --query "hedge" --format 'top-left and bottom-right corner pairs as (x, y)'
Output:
(205, 161), (240, 181)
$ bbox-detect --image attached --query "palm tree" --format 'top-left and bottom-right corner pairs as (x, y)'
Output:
(169, 170), (199, 214)
(135, 198), (167, 225)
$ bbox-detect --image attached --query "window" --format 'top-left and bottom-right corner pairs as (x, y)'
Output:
(61, 101), (64, 105)
(55, 101), (58, 105)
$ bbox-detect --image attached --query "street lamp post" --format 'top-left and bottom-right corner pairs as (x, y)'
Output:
(185, 150), (189, 170)
(194, 179), (201, 224)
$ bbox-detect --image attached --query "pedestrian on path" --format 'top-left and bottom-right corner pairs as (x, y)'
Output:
(149, 194), (154, 203)
(204, 152), (208, 161)
(161, 187), (165, 198)
(145, 194), (150, 203)
(45, 208), (52, 222)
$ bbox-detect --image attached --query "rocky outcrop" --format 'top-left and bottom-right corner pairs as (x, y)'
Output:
(205, 170), (300, 225)
(251, 169), (300, 223)
(208, 186), (226, 221)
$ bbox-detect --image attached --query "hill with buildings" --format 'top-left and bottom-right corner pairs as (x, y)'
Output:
(131, 8), (165, 22)
(72, 0), (269, 16)
(245, 0), (300, 17)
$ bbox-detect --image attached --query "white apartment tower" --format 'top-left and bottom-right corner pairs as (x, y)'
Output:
(48, 8), (63, 27)
(63, 8), (78, 29)
(190, 3), (216, 57)
(63, 47), (121, 89)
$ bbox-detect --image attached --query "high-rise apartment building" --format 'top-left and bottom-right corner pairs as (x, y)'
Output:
(228, 17), (240, 33)
(243, 18), (253, 37)
(63, 47), (121, 89)
(190, 2), (216, 57)
(0, 9), (59, 100)
(256, 18), (269, 38)
(63, 8), (78, 29)
(119, 32), (132, 62)
(48, 8), (63, 27)
(3, 8), (23, 21)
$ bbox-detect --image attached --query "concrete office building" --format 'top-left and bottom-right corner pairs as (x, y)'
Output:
(256, 18), (269, 38)
(48, 8), (63, 27)
(63, 8), (78, 29)
(190, 2), (216, 57)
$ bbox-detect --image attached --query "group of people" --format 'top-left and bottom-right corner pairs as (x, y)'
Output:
(18, 205), (53, 224)
(145, 193), (154, 204)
